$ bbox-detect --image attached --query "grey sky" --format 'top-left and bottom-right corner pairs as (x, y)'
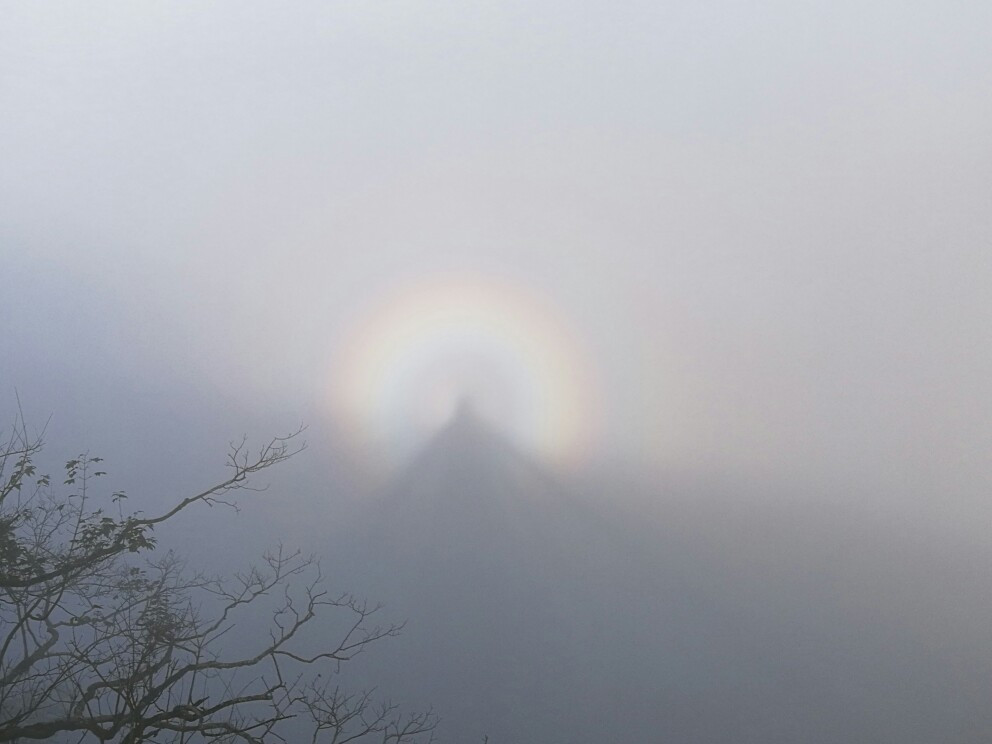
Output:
(1, 1), (990, 519)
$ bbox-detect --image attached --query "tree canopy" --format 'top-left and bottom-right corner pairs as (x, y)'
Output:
(0, 415), (437, 743)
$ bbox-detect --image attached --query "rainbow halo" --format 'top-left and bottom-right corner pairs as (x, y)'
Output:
(332, 277), (596, 464)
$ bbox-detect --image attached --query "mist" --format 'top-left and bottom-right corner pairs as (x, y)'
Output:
(2, 2), (991, 742)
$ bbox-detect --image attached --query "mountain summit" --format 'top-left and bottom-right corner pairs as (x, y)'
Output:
(347, 403), (597, 744)
(396, 399), (556, 500)
(369, 399), (570, 568)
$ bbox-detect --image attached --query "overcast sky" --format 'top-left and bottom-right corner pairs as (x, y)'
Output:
(1, 2), (990, 523)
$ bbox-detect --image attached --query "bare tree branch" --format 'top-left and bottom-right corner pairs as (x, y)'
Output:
(0, 417), (438, 744)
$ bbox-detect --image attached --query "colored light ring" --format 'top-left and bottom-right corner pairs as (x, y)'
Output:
(332, 277), (596, 464)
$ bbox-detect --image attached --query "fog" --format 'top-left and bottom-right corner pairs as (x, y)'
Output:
(2, 2), (991, 742)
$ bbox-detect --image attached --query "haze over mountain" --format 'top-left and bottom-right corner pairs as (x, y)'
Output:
(319, 409), (992, 743)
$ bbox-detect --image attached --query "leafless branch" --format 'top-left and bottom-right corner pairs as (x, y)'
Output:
(0, 419), (437, 744)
